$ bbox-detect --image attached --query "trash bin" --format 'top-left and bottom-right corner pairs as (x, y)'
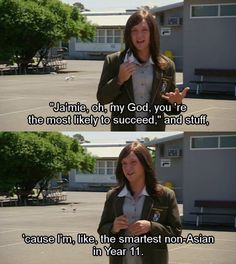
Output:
(164, 50), (174, 62)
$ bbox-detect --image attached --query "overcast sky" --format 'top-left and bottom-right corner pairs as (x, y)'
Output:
(63, 131), (183, 143)
(61, 0), (182, 11)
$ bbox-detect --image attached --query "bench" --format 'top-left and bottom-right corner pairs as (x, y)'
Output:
(189, 69), (236, 96)
(0, 64), (17, 75)
(42, 55), (67, 72)
(0, 196), (18, 207)
(190, 200), (236, 228)
(43, 190), (67, 204)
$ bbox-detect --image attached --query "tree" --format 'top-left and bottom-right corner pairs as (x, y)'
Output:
(73, 2), (90, 12)
(0, 0), (95, 70)
(0, 132), (95, 204)
(73, 133), (90, 144)
(138, 6), (150, 11)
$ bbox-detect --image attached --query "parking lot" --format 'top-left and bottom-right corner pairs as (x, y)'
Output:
(0, 192), (236, 264)
(0, 60), (236, 131)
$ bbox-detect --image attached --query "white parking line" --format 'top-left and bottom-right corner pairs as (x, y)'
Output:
(0, 228), (88, 235)
(0, 106), (48, 117)
(186, 106), (236, 116)
(0, 97), (25, 102)
(170, 262), (191, 264)
(0, 99), (90, 117)
(0, 241), (24, 248)
(0, 229), (23, 234)
(169, 244), (192, 252)
(215, 238), (236, 242)
(185, 107), (216, 115)
(184, 246), (236, 253)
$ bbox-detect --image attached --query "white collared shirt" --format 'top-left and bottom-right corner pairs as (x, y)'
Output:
(124, 51), (154, 65)
(124, 50), (154, 131)
(118, 185), (149, 226)
(118, 185), (149, 197)
(118, 185), (149, 264)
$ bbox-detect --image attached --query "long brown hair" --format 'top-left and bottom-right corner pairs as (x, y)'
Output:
(124, 9), (167, 70)
(115, 141), (160, 196)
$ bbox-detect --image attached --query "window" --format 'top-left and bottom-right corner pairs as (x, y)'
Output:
(95, 160), (117, 175)
(93, 29), (123, 43)
(78, 28), (123, 44)
(96, 160), (105, 174)
(106, 29), (122, 44)
(191, 3), (236, 18)
(191, 135), (236, 150)
(192, 5), (218, 17)
(97, 29), (105, 43)
(107, 29), (113, 43)
(191, 136), (218, 149)
(114, 29), (121, 44)
(220, 4), (236, 16)
(107, 160), (116, 175)
(220, 136), (236, 148)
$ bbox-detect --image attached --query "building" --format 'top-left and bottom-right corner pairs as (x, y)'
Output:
(182, 132), (236, 225)
(183, 0), (236, 94)
(151, 132), (236, 226)
(68, 1), (236, 96)
(68, 11), (135, 60)
(148, 133), (184, 202)
(68, 144), (124, 191)
(68, 132), (236, 226)
(152, 0), (236, 93)
(68, 6), (185, 64)
(151, 2), (184, 71)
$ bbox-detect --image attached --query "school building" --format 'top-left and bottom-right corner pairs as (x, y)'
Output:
(151, 2), (184, 71)
(66, 0), (236, 95)
(68, 11), (133, 60)
(68, 132), (236, 227)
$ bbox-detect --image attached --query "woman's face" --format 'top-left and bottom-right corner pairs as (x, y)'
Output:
(131, 19), (150, 54)
(121, 151), (145, 185)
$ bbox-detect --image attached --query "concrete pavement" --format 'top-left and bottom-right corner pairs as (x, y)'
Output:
(0, 191), (236, 264)
(0, 60), (236, 131)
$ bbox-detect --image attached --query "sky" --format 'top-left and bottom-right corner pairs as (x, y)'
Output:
(63, 131), (183, 143)
(61, 0), (182, 11)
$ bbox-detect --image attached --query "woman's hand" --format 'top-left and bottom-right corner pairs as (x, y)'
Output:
(128, 220), (151, 236)
(117, 62), (136, 85)
(162, 87), (190, 104)
(111, 215), (129, 234)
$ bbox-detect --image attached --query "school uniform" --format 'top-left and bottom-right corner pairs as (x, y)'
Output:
(97, 184), (182, 264)
(97, 51), (179, 131)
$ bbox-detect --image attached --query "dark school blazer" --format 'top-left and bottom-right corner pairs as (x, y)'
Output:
(97, 51), (179, 131)
(97, 185), (182, 264)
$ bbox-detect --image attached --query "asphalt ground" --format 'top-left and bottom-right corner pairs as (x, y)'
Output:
(0, 60), (236, 131)
(0, 192), (235, 264)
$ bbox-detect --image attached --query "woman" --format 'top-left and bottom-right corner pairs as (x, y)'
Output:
(97, 142), (182, 264)
(97, 10), (189, 131)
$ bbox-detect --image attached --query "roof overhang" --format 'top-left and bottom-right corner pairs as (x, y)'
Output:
(151, 2), (183, 14)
